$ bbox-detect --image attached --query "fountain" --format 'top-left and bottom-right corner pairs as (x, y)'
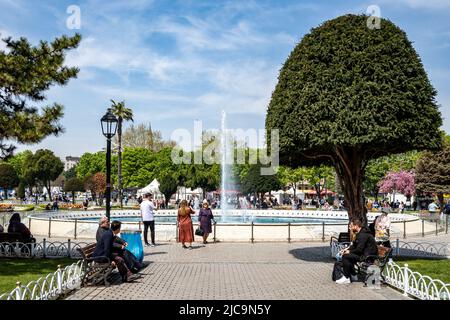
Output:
(220, 110), (229, 221)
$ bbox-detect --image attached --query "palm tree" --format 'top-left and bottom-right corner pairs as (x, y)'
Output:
(110, 100), (133, 208)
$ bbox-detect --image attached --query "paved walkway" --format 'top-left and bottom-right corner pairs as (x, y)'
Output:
(67, 242), (408, 300)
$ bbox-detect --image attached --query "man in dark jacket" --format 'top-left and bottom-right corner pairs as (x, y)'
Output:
(336, 219), (378, 284)
(93, 220), (139, 282)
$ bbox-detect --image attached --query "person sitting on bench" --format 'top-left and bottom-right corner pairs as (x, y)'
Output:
(93, 220), (140, 283)
(336, 219), (378, 284)
(7, 213), (35, 243)
(96, 216), (141, 273)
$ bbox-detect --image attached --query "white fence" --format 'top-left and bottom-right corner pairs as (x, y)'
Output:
(0, 260), (85, 300)
(383, 261), (450, 300)
(0, 240), (92, 259)
(330, 238), (450, 300)
(330, 238), (450, 259)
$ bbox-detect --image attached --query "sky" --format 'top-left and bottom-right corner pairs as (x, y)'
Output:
(1, 0), (450, 160)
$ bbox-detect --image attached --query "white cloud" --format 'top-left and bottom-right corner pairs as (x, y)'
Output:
(152, 15), (292, 52)
(378, 0), (450, 9)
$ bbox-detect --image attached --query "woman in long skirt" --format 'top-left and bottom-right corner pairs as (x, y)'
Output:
(198, 199), (214, 244)
(177, 200), (195, 249)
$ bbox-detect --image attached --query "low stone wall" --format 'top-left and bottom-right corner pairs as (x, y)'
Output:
(24, 209), (431, 242)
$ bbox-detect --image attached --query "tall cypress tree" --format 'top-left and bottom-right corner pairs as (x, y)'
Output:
(266, 15), (442, 224)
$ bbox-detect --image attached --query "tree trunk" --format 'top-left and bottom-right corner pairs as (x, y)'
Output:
(118, 118), (123, 209)
(334, 147), (367, 226)
(72, 191), (75, 204)
(2, 186), (7, 200)
(46, 182), (52, 201)
(293, 183), (297, 197)
(437, 192), (444, 213)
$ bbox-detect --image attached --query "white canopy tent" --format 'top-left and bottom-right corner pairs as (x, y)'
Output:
(137, 179), (161, 197)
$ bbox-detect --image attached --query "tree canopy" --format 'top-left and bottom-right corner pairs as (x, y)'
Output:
(0, 162), (19, 199)
(266, 14), (442, 222)
(378, 170), (415, 198)
(64, 177), (85, 204)
(415, 144), (450, 208)
(22, 149), (64, 199)
(364, 151), (420, 199)
(159, 173), (178, 205)
(0, 34), (81, 159)
(240, 163), (282, 198)
(116, 123), (175, 152)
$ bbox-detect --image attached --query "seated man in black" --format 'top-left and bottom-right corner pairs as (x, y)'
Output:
(93, 220), (139, 283)
(336, 219), (378, 284)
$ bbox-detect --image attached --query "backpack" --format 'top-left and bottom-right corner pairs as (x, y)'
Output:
(332, 261), (344, 281)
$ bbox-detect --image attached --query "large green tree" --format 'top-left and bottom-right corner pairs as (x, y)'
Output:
(121, 148), (155, 188)
(76, 152), (117, 182)
(266, 14), (442, 224)
(111, 100), (134, 208)
(63, 177), (85, 204)
(277, 166), (306, 196)
(415, 144), (450, 211)
(23, 149), (64, 199)
(185, 157), (220, 200)
(304, 165), (335, 198)
(0, 34), (80, 159)
(159, 173), (178, 206)
(118, 123), (175, 151)
(0, 162), (19, 199)
(240, 163), (282, 201)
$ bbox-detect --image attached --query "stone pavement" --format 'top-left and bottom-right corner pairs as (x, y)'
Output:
(67, 242), (409, 300)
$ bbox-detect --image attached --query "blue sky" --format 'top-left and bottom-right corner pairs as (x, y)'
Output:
(1, 0), (450, 159)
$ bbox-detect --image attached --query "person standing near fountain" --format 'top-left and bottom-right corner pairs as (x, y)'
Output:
(198, 199), (215, 244)
(178, 200), (195, 249)
(141, 193), (157, 247)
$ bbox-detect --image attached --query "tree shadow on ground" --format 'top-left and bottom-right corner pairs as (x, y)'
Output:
(289, 246), (334, 263)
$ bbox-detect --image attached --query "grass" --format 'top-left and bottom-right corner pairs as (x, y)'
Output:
(0, 258), (78, 295)
(393, 257), (450, 284)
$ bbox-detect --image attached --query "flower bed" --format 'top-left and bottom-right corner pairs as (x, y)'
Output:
(58, 203), (84, 210)
(0, 204), (13, 212)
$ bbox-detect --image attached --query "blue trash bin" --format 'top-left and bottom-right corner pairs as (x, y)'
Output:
(120, 230), (144, 263)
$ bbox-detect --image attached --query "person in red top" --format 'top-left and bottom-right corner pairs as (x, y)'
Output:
(177, 200), (195, 249)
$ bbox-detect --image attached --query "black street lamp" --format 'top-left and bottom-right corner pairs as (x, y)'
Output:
(101, 108), (118, 220)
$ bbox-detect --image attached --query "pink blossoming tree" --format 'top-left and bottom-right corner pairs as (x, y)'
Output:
(378, 170), (416, 200)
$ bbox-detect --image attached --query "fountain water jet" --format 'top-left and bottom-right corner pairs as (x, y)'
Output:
(220, 110), (229, 221)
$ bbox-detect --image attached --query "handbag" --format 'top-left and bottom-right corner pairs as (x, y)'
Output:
(195, 227), (204, 236)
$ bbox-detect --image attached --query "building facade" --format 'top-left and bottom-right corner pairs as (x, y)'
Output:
(64, 156), (80, 171)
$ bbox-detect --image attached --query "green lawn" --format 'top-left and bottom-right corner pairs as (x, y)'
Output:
(0, 258), (78, 295)
(393, 257), (450, 284)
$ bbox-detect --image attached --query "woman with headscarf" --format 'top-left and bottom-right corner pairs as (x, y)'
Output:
(198, 199), (214, 244)
(177, 200), (195, 249)
(8, 213), (33, 242)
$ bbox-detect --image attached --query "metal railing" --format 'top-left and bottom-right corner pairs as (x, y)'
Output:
(24, 211), (449, 241)
(383, 261), (450, 300)
(331, 238), (450, 259)
(392, 239), (450, 258)
(0, 239), (92, 259)
(0, 260), (85, 300)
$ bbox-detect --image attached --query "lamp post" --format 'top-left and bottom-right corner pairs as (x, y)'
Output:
(101, 108), (118, 220)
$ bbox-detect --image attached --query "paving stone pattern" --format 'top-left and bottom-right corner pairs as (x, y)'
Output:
(67, 242), (409, 300)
